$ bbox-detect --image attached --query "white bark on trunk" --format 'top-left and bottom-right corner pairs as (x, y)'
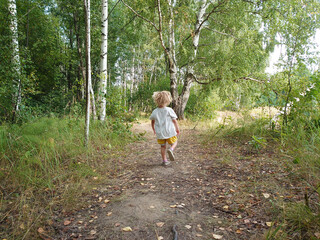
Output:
(9, 0), (21, 114)
(84, 0), (91, 145)
(177, 0), (209, 119)
(98, 0), (108, 121)
(167, 0), (178, 108)
(90, 86), (97, 119)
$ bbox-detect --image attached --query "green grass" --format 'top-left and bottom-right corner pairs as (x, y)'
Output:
(0, 116), (138, 239)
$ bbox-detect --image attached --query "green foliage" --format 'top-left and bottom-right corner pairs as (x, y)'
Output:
(248, 135), (267, 150)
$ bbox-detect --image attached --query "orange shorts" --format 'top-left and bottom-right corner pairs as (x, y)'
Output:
(157, 136), (177, 145)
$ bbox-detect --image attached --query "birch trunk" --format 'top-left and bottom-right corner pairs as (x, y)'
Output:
(9, 0), (21, 117)
(167, 0), (179, 110)
(175, 0), (209, 119)
(98, 0), (108, 121)
(84, 0), (91, 146)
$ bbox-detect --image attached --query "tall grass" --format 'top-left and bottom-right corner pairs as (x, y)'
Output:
(0, 116), (137, 239)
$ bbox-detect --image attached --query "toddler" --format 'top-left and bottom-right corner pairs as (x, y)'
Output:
(150, 91), (180, 166)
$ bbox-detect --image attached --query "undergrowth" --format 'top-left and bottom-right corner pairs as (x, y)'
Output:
(0, 116), (140, 239)
(205, 114), (320, 240)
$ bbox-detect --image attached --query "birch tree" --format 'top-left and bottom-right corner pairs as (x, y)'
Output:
(98, 0), (108, 121)
(8, 0), (21, 119)
(84, 0), (91, 145)
(122, 0), (228, 119)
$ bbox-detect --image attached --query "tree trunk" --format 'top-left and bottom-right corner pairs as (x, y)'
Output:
(8, 0), (21, 119)
(90, 86), (97, 119)
(84, 0), (91, 146)
(167, 0), (179, 111)
(98, 0), (108, 121)
(173, 0), (209, 119)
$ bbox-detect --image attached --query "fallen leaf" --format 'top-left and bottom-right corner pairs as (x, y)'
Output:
(185, 225), (192, 229)
(236, 229), (242, 234)
(98, 197), (103, 202)
(104, 199), (110, 204)
(37, 228), (45, 234)
(170, 205), (177, 208)
(150, 205), (155, 209)
(158, 237), (164, 240)
(64, 220), (71, 226)
(106, 212), (112, 216)
(101, 204), (107, 208)
(223, 205), (229, 210)
(314, 232), (320, 239)
(244, 219), (250, 224)
(122, 227), (133, 232)
(196, 234), (203, 237)
(156, 222), (165, 227)
(90, 230), (96, 235)
(266, 222), (272, 227)
(115, 223), (120, 227)
(19, 223), (25, 230)
(78, 221), (83, 224)
(212, 233), (223, 239)
(263, 193), (270, 199)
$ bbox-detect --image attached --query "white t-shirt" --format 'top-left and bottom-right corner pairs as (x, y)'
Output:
(149, 107), (178, 139)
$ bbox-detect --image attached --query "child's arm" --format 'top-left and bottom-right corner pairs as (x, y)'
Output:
(172, 119), (180, 136)
(151, 120), (156, 135)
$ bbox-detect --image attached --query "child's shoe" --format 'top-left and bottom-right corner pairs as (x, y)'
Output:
(167, 149), (175, 161)
(162, 160), (171, 166)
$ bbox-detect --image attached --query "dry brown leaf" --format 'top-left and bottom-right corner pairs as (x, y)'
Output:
(104, 199), (110, 204)
(158, 237), (164, 240)
(196, 234), (203, 237)
(63, 220), (71, 226)
(37, 228), (45, 234)
(266, 222), (272, 227)
(106, 212), (112, 216)
(90, 230), (97, 235)
(223, 205), (229, 210)
(236, 229), (242, 234)
(170, 205), (177, 208)
(156, 222), (165, 227)
(122, 227), (133, 232)
(263, 193), (270, 199)
(150, 205), (155, 209)
(101, 204), (107, 208)
(314, 232), (320, 239)
(185, 225), (192, 229)
(212, 233), (223, 239)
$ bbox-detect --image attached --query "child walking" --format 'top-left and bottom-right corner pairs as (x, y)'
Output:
(150, 91), (180, 166)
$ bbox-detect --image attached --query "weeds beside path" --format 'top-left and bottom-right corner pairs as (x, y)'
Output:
(50, 120), (307, 240)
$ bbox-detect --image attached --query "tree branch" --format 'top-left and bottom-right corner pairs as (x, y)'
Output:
(203, 26), (238, 39)
(182, 0), (228, 44)
(121, 0), (159, 31)
(156, 0), (169, 54)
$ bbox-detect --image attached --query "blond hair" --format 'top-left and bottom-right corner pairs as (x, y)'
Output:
(152, 91), (172, 107)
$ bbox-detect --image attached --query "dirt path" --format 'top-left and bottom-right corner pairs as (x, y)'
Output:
(52, 120), (294, 240)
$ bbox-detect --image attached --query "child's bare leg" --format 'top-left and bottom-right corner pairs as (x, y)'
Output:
(161, 144), (167, 161)
(170, 141), (177, 151)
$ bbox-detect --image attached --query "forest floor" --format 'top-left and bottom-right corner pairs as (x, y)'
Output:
(49, 117), (305, 240)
